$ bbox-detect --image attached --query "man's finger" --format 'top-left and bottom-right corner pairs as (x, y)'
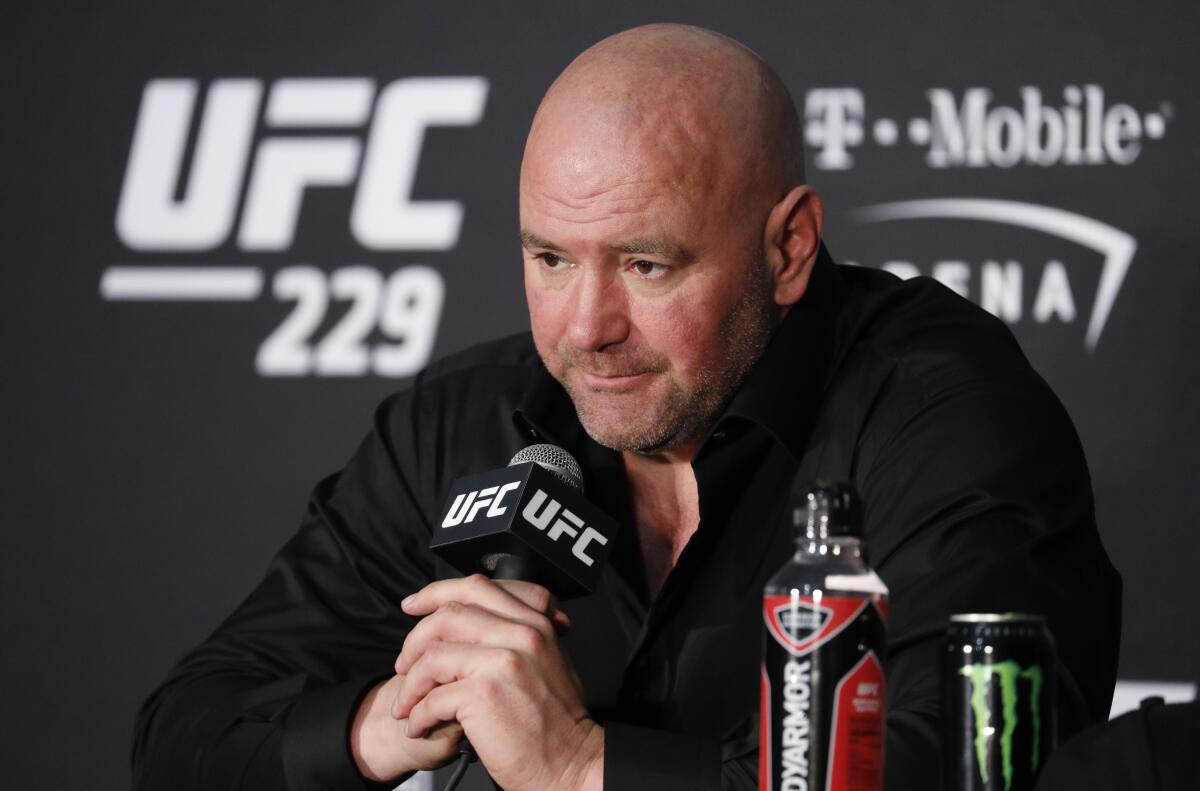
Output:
(391, 641), (493, 719)
(406, 680), (471, 739)
(401, 574), (569, 633)
(393, 602), (503, 676)
(493, 579), (565, 618)
(394, 600), (551, 676)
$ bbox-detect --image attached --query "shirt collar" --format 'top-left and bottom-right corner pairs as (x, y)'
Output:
(514, 242), (846, 462)
(513, 361), (581, 449)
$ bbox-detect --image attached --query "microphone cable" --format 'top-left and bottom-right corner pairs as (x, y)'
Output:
(440, 741), (475, 791)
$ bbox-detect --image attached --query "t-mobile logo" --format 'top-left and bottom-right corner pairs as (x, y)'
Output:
(802, 84), (1170, 171)
(804, 88), (865, 171)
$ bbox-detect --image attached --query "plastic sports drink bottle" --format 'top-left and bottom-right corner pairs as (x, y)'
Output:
(760, 480), (889, 791)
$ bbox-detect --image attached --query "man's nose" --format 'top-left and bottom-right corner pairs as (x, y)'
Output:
(565, 268), (629, 352)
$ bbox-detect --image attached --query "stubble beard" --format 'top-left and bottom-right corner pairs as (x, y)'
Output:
(557, 255), (776, 454)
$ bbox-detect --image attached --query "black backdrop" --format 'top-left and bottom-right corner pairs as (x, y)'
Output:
(4, 2), (1198, 789)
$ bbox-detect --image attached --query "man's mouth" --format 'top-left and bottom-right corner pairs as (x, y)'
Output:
(579, 370), (653, 391)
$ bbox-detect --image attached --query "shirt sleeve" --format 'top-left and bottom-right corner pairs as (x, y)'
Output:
(131, 389), (440, 791)
(853, 350), (1122, 790)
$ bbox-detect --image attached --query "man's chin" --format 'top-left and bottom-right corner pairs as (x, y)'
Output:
(560, 372), (697, 453)
(579, 421), (676, 454)
(569, 401), (664, 452)
(574, 403), (703, 455)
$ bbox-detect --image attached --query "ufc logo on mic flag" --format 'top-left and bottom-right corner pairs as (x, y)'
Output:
(441, 483), (522, 527)
(432, 463), (617, 597)
(519, 490), (609, 568)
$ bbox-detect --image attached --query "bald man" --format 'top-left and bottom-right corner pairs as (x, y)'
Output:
(133, 24), (1120, 791)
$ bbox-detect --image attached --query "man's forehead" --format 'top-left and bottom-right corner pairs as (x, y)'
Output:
(520, 85), (768, 221)
(520, 117), (725, 223)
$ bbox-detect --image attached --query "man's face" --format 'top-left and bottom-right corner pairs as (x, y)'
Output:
(520, 129), (776, 454)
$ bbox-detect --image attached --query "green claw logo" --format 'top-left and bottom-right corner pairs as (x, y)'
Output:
(960, 661), (1044, 790)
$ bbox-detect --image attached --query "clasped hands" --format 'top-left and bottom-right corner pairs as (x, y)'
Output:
(351, 574), (603, 790)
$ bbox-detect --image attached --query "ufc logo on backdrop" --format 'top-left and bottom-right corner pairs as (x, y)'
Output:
(104, 76), (488, 379)
(116, 77), (488, 251)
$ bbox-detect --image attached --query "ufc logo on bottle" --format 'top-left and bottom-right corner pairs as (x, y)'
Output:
(116, 77), (488, 251)
(521, 490), (609, 567)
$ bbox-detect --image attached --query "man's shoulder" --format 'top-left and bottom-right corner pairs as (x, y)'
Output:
(369, 332), (545, 485)
(820, 266), (1090, 516)
(824, 263), (1070, 441)
(418, 331), (543, 389)
(375, 331), (544, 425)
(835, 264), (1035, 383)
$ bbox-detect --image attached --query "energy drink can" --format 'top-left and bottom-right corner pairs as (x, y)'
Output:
(942, 614), (1057, 791)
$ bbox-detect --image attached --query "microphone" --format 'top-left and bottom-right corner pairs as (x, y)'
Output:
(427, 445), (618, 789)
(430, 444), (617, 598)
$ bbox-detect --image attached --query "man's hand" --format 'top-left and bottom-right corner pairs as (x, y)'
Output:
(350, 674), (463, 782)
(391, 575), (604, 791)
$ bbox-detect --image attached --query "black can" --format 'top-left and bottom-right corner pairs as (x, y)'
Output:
(942, 614), (1057, 791)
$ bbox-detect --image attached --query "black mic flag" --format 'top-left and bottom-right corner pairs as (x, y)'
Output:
(429, 444), (617, 599)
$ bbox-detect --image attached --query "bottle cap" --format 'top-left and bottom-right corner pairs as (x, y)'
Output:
(792, 479), (862, 540)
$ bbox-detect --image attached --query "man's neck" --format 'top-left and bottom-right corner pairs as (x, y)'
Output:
(621, 444), (703, 599)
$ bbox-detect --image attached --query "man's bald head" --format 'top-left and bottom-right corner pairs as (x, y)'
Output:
(522, 24), (805, 212)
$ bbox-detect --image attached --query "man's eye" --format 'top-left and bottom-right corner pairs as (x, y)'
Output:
(631, 260), (667, 277)
(536, 253), (565, 269)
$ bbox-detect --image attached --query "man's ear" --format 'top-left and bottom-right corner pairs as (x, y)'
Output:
(763, 186), (824, 307)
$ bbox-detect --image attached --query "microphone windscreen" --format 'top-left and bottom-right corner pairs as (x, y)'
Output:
(508, 443), (583, 491)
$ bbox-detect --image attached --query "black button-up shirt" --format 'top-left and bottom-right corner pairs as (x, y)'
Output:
(132, 247), (1121, 790)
